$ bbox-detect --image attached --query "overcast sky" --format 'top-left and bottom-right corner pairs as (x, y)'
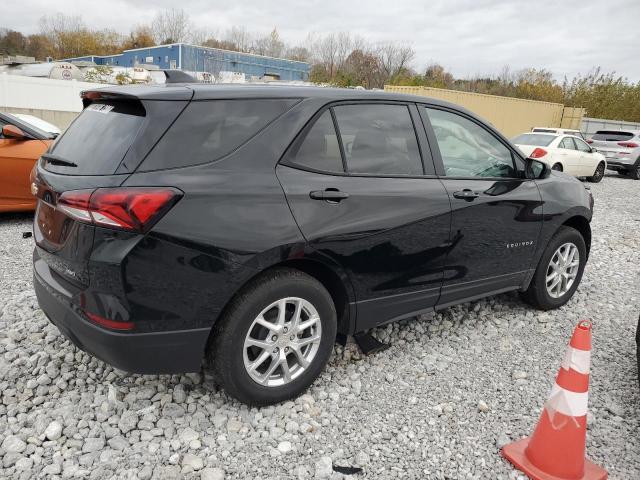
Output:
(5, 0), (640, 81)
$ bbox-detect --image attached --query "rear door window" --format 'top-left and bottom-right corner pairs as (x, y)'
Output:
(139, 99), (298, 171)
(591, 131), (635, 142)
(332, 104), (423, 176)
(284, 110), (344, 174)
(46, 101), (145, 175)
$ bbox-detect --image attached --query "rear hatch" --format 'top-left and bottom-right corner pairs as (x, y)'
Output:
(33, 88), (191, 287)
(589, 130), (639, 160)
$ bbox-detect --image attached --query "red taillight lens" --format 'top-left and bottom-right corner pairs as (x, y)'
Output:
(586, 139), (593, 144)
(57, 187), (182, 233)
(84, 310), (134, 331)
(530, 147), (548, 159)
(617, 142), (639, 148)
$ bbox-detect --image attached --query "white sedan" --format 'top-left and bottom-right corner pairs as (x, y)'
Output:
(512, 132), (606, 183)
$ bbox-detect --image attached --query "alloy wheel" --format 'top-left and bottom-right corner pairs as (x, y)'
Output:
(546, 242), (580, 298)
(592, 163), (604, 180)
(243, 297), (322, 387)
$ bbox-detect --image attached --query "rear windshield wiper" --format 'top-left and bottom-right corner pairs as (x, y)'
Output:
(42, 153), (78, 168)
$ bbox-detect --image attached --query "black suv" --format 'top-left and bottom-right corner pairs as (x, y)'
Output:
(33, 85), (593, 405)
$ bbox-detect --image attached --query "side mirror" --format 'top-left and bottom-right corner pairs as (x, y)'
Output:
(2, 124), (28, 140)
(590, 147), (597, 153)
(525, 157), (551, 179)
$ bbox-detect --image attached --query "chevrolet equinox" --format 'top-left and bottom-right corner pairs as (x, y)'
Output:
(33, 85), (594, 405)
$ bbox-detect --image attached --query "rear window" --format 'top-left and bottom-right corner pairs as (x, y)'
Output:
(138, 99), (298, 171)
(512, 133), (556, 146)
(591, 131), (635, 141)
(532, 128), (557, 133)
(46, 101), (145, 175)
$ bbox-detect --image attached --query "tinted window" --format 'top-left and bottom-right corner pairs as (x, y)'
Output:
(559, 137), (577, 150)
(532, 128), (557, 133)
(574, 138), (591, 152)
(512, 133), (556, 146)
(140, 99), (298, 171)
(591, 131), (635, 141)
(425, 107), (516, 178)
(333, 104), (423, 175)
(47, 101), (145, 175)
(285, 111), (343, 173)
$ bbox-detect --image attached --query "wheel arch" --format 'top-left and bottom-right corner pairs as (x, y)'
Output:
(206, 255), (356, 355)
(562, 215), (591, 259)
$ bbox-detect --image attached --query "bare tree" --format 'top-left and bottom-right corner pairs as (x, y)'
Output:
(152, 8), (191, 44)
(253, 28), (285, 58)
(374, 43), (415, 86)
(225, 26), (253, 53)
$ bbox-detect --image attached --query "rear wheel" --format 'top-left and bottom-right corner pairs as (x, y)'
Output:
(630, 164), (640, 180)
(521, 226), (586, 310)
(207, 268), (337, 406)
(552, 163), (563, 171)
(587, 162), (605, 183)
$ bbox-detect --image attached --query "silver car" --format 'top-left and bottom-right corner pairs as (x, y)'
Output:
(589, 129), (640, 180)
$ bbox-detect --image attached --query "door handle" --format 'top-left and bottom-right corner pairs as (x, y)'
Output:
(452, 189), (480, 201)
(309, 189), (349, 202)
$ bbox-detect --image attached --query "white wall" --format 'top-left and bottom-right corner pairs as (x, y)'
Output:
(0, 73), (102, 113)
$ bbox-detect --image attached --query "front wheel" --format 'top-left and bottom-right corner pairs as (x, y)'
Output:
(207, 268), (337, 406)
(587, 162), (605, 183)
(521, 226), (587, 310)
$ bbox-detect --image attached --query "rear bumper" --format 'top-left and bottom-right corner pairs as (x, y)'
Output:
(34, 258), (209, 374)
(606, 159), (636, 170)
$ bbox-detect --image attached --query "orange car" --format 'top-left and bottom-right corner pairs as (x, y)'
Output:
(0, 113), (57, 212)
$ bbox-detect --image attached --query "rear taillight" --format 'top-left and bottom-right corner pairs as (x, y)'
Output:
(57, 187), (182, 233)
(586, 139), (593, 144)
(530, 148), (548, 159)
(617, 142), (639, 148)
(84, 310), (134, 331)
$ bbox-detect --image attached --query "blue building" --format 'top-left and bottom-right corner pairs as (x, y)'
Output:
(64, 43), (310, 81)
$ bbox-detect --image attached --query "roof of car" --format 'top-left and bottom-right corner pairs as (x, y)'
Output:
(83, 83), (463, 109)
(532, 127), (580, 132)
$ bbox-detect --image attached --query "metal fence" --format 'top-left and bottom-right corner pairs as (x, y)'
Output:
(581, 117), (640, 136)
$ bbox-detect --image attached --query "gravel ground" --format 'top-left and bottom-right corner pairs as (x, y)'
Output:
(1, 173), (639, 480)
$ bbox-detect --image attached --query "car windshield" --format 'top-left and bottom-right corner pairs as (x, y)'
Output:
(13, 114), (61, 137)
(4, 113), (57, 140)
(512, 133), (556, 146)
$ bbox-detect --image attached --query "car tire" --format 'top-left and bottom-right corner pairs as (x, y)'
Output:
(629, 164), (640, 180)
(521, 226), (587, 310)
(207, 267), (337, 406)
(587, 162), (605, 183)
(552, 163), (563, 171)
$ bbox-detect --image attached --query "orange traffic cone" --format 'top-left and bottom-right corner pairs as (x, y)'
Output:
(501, 320), (608, 480)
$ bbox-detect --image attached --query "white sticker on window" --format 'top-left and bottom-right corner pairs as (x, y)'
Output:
(87, 104), (114, 114)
